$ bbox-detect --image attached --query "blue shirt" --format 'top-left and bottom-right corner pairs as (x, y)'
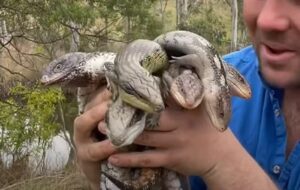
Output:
(189, 46), (300, 190)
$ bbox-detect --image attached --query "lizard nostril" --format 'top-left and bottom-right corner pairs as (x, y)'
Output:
(40, 75), (48, 84)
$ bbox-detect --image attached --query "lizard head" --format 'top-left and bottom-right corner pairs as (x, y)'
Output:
(40, 52), (89, 87)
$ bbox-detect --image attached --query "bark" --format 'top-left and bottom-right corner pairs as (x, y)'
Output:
(158, 0), (168, 27)
(231, 0), (238, 51)
(69, 21), (80, 52)
(0, 20), (12, 47)
(103, 17), (109, 48)
(176, 0), (189, 28)
(58, 100), (76, 166)
(125, 16), (131, 42)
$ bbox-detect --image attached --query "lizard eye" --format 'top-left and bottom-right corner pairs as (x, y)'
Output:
(54, 63), (64, 72)
(79, 61), (85, 66)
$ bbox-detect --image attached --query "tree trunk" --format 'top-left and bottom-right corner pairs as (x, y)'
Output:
(231, 0), (238, 51)
(69, 21), (80, 52)
(103, 17), (109, 49)
(0, 20), (12, 47)
(176, 0), (189, 28)
(124, 16), (131, 42)
(65, 21), (79, 164)
(176, 0), (179, 28)
(189, 0), (202, 9)
(158, 0), (168, 28)
(58, 100), (76, 166)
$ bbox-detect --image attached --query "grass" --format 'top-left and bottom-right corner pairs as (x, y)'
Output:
(0, 161), (91, 190)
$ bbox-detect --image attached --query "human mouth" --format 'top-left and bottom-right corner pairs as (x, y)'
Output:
(260, 44), (296, 66)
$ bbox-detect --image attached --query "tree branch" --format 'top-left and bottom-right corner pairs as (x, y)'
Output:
(1, 43), (36, 72)
(0, 64), (29, 80)
(58, 100), (75, 153)
(20, 33), (71, 45)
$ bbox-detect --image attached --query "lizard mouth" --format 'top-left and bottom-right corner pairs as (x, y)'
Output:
(40, 72), (69, 86)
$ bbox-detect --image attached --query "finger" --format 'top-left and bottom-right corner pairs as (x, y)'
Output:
(74, 101), (109, 143)
(148, 108), (188, 132)
(77, 161), (100, 190)
(134, 131), (176, 148)
(98, 121), (107, 135)
(77, 139), (117, 162)
(84, 87), (112, 112)
(108, 149), (169, 168)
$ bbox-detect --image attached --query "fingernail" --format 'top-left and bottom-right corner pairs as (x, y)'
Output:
(98, 122), (107, 134)
(108, 156), (119, 165)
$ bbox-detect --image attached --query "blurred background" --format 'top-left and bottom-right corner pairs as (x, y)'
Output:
(0, 0), (249, 189)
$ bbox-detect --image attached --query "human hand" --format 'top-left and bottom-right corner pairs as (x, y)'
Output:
(75, 91), (277, 190)
(104, 98), (251, 184)
(73, 87), (117, 190)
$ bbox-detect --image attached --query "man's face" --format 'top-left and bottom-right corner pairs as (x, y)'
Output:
(243, 0), (300, 89)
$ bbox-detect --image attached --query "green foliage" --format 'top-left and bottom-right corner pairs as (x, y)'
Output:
(237, 0), (251, 47)
(105, 0), (156, 17)
(0, 0), (164, 55)
(129, 13), (165, 40)
(1, 0), (96, 28)
(0, 83), (65, 155)
(179, 4), (230, 54)
(103, 0), (163, 40)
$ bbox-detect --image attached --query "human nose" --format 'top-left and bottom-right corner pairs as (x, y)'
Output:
(257, 0), (290, 32)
